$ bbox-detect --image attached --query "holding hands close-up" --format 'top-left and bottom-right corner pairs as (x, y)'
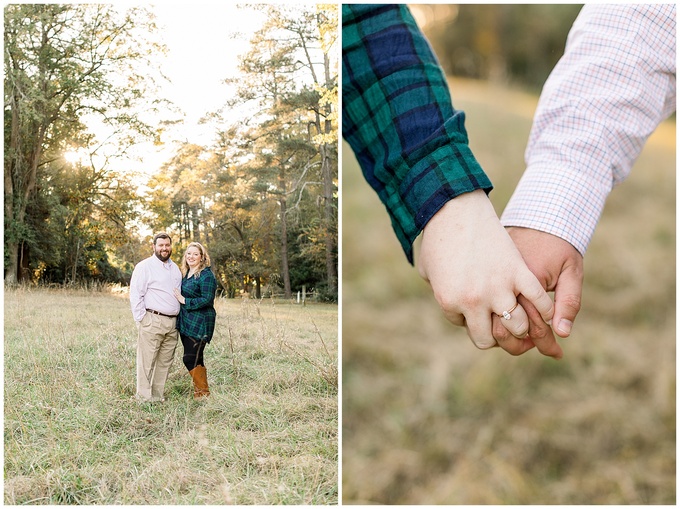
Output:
(344, 2), (675, 360)
(416, 189), (558, 358)
(343, 3), (674, 504)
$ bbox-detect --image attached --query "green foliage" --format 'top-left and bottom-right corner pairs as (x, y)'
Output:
(4, 4), (337, 296)
(4, 4), (167, 284)
(143, 4), (338, 300)
(418, 4), (583, 91)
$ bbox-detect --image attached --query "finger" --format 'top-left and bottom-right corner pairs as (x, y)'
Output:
(492, 313), (536, 356)
(496, 300), (530, 339)
(465, 325), (501, 350)
(441, 309), (466, 327)
(515, 268), (554, 323)
(464, 311), (497, 350)
(518, 294), (563, 359)
(552, 267), (583, 338)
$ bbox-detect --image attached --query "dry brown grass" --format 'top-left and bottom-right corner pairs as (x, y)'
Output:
(342, 78), (675, 504)
(5, 288), (338, 504)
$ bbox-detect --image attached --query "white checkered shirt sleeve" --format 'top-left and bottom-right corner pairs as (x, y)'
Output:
(501, 4), (676, 255)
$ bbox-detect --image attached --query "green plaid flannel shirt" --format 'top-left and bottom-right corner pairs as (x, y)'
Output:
(177, 267), (217, 343)
(342, 4), (493, 263)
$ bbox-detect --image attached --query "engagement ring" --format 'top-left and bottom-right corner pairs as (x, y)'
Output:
(501, 302), (518, 320)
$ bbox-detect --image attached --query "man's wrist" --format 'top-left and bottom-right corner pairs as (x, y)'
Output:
(506, 226), (583, 258)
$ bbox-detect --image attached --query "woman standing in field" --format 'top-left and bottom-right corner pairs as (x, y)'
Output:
(173, 242), (218, 398)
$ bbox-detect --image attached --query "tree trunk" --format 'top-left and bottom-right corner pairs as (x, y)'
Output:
(5, 29), (46, 285)
(5, 100), (19, 285)
(20, 242), (31, 282)
(192, 204), (201, 243)
(255, 276), (261, 299)
(321, 143), (337, 295)
(5, 243), (19, 286)
(71, 238), (81, 284)
(5, 198), (33, 285)
(279, 171), (292, 299)
(321, 51), (337, 295)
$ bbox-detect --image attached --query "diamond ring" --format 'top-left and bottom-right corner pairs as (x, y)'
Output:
(501, 302), (519, 320)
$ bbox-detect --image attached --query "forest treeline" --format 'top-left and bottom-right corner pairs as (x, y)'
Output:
(4, 4), (338, 300)
(413, 4), (583, 91)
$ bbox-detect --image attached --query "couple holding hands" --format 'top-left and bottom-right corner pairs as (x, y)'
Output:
(343, 4), (676, 359)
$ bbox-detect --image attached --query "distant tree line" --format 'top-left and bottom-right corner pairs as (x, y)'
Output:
(412, 4), (583, 91)
(4, 4), (338, 301)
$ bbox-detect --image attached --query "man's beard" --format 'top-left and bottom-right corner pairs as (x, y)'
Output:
(155, 249), (171, 262)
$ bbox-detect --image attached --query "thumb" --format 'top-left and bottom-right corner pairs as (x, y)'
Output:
(551, 267), (583, 338)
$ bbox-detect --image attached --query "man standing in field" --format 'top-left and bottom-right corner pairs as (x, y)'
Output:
(129, 232), (183, 403)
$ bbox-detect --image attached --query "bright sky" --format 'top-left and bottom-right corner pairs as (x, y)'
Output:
(126, 3), (267, 174)
(152, 3), (265, 144)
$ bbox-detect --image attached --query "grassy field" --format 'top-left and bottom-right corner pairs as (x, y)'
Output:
(342, 78), (675, 504)
(5, 287), (338, 504)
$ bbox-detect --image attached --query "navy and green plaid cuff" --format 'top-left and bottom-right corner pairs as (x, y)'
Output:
(342, 4), (492, 263)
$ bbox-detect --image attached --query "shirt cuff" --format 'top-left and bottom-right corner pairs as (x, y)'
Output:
(500, 163), (611, 256)
(132, 307), (146, 323)
(385, 138), (493, 264)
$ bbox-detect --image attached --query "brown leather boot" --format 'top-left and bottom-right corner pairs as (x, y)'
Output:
(189, 365), (210, 398)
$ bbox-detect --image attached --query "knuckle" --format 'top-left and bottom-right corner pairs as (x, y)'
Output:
(499, 340), (529, 357)
(458, 292), (485, 310)
(513, 319), (529, 338)
(506, 347), (525, 357)
(436, 290), (483, 315)
(527, 322), (549, 339)
(560, 294), (582, 313)
(432, 290), (457, 312)
(492, 321), (507, 340)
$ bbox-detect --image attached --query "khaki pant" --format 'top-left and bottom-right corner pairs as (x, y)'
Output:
(136, 312), (178, 402)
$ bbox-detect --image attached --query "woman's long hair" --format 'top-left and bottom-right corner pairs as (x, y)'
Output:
(181, 242), (211, 278)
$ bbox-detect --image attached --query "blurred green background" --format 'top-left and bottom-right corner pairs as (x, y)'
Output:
(411, 4), (583, 92)
(342, 4), (675, 504)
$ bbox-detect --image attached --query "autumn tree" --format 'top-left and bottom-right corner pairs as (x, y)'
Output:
(4, 4), (165, 284)
(141, 4), (338, 300)
(146, 143), (217, 245)
(40, 148), (140, 284)
(276, 4), (338, 296)
(222, 4), (338, 300)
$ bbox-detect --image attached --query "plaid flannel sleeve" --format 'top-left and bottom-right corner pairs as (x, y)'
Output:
(342, 4), (493, 264)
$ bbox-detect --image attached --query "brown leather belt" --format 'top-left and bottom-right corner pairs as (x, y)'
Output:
(146, 309), (177, 318)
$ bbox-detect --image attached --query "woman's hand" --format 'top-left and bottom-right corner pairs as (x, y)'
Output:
(173, 287), (186, 305)
(416, 190), (558, 357)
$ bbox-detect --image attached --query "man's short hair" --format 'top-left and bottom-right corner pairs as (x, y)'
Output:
(153, 232), (172, 245)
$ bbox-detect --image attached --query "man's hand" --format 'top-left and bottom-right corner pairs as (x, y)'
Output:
(492, 226), (584, 358)
(416, 190), (554, 355)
